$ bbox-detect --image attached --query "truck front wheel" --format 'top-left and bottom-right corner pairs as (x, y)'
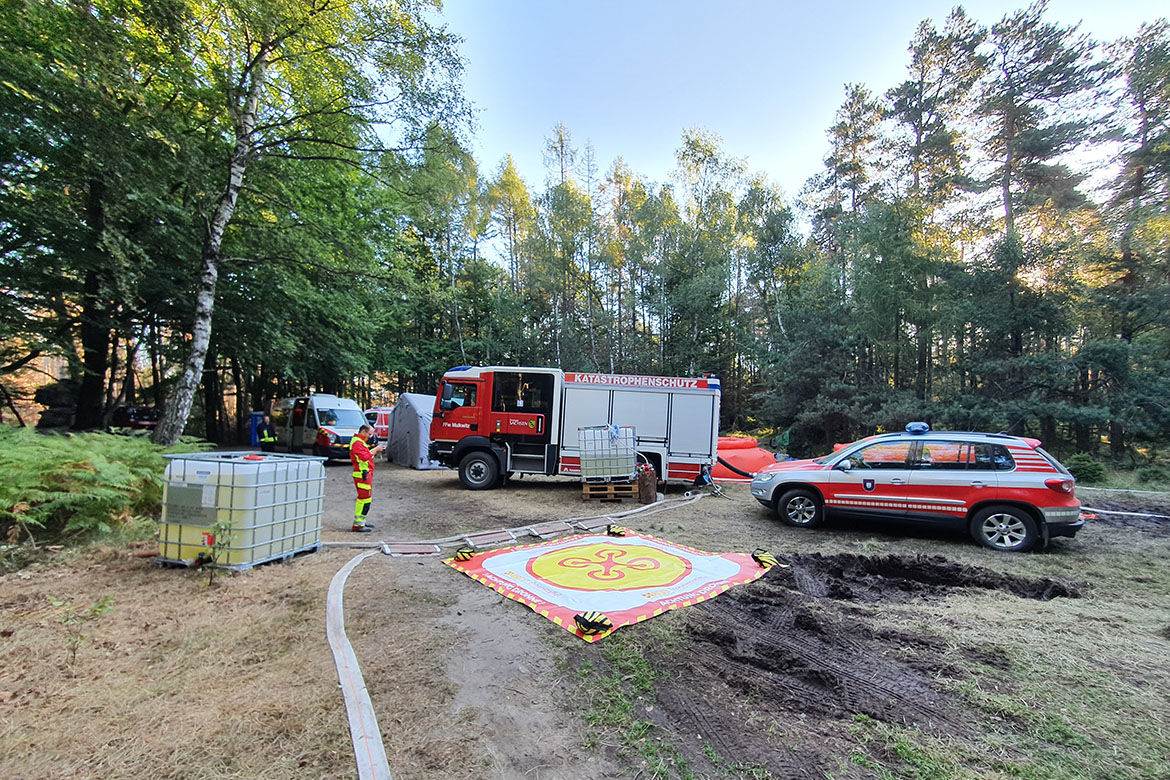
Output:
(459, 451), (499, 490)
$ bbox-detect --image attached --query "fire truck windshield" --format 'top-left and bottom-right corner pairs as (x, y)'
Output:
(448, 383), (477, 408)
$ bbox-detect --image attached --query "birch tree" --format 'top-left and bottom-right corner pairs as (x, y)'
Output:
(153, 0), (462, 444)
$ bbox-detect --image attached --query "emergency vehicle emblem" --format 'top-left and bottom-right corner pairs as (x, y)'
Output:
(862, 479), (876, 492)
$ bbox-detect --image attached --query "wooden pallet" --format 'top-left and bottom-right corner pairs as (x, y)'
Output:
(581, 480), (637, 502)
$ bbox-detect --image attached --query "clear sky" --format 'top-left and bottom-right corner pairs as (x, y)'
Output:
(437, 0), (1164, 200)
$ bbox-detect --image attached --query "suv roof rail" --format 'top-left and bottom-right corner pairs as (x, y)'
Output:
(870, 429), (1026, 441)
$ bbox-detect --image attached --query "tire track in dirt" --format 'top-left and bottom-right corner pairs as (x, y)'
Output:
(653, 672), (824, 780)
(642, 553), (1080, 778)
(694, 582), (958, 727)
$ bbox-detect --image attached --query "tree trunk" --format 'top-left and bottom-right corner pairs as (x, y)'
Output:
(152, 232), (222, 446)
(153, 46), (270, 446)
(915, 328), (929, 401)
(103, 333), (121, 426)
(1041, 417), (1057, 449)
(216, 363), (230, 443)
(0, 383), (25, 427)
(1109, 420), (1125, 459)
(1075, 423), (1092, 453)
(231, 357), (247, 444)
(74, 291), (111, 428)
(1002, 114), (1016, 236)
(252, 363), (268, 416)
(149, 319), (163, 408)
(202, 348), (219, 443)
(892, 314), (901, 390)
(74, 178), (111, 430)
(121, 336), (138, 406)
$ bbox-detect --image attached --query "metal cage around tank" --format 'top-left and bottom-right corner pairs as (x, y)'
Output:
(158, 452), (326, 570)
(578, 425), (638, 482)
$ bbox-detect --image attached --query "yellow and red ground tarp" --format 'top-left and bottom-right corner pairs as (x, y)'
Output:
(444, 531), (769, 641)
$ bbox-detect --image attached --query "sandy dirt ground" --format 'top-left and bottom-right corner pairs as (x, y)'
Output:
(2, 459), (1169, 779)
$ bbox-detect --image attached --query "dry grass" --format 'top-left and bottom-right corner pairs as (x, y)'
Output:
(1, 466), (1168, 780)
(0, 548), (352, 780)
(0, 466), (634, 780)
(854, 568), (1170, 779)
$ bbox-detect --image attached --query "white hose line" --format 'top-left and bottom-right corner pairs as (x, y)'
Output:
(326, 549), (393, 780)
(322, 488), (711, 776)
(1081, 505), (1170, 520)
(322, 491), (709, 551)
(559, 491), (706, 525)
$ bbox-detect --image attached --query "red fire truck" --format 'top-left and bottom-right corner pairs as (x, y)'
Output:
(428, 366), (721, 489)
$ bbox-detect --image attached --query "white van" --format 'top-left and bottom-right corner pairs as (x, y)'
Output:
(271, 394), (366, 459)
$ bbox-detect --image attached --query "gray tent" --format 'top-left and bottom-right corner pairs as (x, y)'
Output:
(386, 393), (444, 469)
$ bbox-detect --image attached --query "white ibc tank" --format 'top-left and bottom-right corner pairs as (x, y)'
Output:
(158, 452), (325, 570)
(578, 425), (638, 481)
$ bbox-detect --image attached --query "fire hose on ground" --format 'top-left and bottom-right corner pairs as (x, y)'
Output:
(324, 490), (711, 779)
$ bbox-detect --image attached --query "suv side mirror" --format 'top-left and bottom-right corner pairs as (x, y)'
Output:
(835, 459), (853, 472)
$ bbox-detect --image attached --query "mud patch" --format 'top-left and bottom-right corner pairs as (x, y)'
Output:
(646, 577), (958, 778)
(960, 644), (1013, 670)
(639, 554), (1078, 778)
(778, 552), (1081, 601)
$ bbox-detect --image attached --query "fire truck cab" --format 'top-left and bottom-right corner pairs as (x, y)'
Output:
(428, 366), (721, 490)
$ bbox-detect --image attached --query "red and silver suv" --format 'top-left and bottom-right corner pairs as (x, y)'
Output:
(750, 423), (1082, 552)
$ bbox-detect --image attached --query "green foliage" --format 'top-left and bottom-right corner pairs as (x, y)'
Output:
(49, 594), (114, 670)
(887, 9), (986, 207)
(201, 517), (234, 587)
(978, 0), (1104, 232)
(0, 428), (203, 542)
(1063, 453), (1107, 484)
(1136, 464), (1170, 484)
(571, 621), (704, 778)
(2, 1), (1169, 462)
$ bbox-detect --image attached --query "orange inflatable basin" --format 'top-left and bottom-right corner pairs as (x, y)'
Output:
(712, 441), (779, 482)
(718, 436), (758, 450)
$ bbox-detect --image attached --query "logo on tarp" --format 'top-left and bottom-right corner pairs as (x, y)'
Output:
(445, 532), (770, 642)
(528, 543), (691, 591)
(862, 479), (876, 492)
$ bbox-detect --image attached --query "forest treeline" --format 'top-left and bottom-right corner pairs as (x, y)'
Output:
(1, 1), (1169, 458)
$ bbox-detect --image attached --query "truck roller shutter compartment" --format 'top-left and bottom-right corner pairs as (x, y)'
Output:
(668, 394), (716, 457)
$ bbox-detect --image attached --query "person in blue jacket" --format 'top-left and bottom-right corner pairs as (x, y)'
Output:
(257, 414), (278, 452)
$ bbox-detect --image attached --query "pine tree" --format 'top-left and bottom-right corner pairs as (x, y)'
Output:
(887, 8), (986, 207)
(977, 0), (1103, 235)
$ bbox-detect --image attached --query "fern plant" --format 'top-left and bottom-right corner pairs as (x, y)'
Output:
(0, 428), (208, 544)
